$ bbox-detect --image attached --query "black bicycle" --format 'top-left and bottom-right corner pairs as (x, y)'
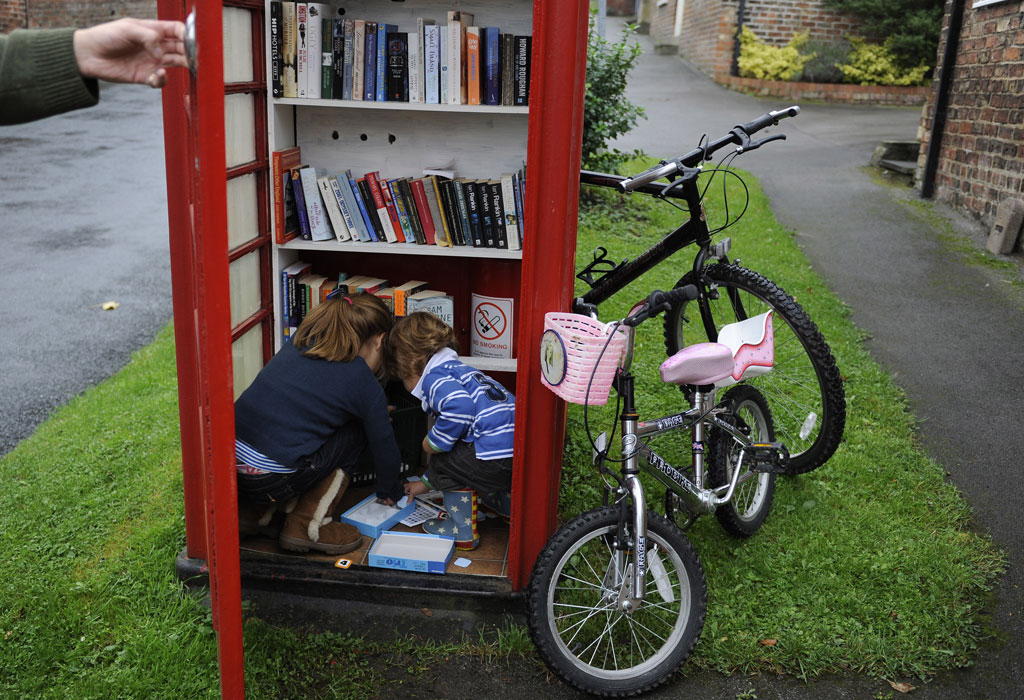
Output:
(575, 106), (845, 477)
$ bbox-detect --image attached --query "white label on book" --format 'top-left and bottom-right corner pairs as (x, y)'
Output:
(471, 293), (513, 359)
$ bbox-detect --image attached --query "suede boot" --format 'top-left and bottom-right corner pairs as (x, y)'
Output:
(422, 488), (479, 550)
(279, 469), (362, 554)
(238, 496), (281, 538)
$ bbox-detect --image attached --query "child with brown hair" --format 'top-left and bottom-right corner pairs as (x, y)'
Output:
(388, 312), (515, 550)
(234, 293), (404, 555)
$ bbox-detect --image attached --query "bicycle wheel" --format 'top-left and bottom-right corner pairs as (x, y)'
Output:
(709, 385), (776, 537)
(663, 262), (845, 474)
(527, 506), (707, 697)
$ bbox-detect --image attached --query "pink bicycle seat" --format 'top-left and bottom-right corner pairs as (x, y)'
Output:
(659, 342), (735, 386)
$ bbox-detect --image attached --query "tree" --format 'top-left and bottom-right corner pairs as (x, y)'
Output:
(822, 0), (944, 70)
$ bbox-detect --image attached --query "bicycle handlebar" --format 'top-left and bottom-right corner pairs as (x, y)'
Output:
(622, 285), (699, 327)
(618, 105), (800, 193)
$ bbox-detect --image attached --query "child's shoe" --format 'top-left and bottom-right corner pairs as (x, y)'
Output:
(480, 490), (512, 522)
(422, 488), (479, 550)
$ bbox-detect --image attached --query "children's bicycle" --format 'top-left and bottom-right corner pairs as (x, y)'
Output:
(528, 286), (789, 696)
(576, 106), (845, 477)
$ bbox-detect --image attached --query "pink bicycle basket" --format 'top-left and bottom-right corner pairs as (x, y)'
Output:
(539, 313), (627, 405)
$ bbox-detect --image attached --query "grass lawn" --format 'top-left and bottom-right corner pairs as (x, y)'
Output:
(0, 166), (1004, 698)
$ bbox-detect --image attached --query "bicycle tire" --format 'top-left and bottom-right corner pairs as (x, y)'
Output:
(663, 263), (845, 474)
(527, 506), (707, 697)
(709, 384), (776, 537)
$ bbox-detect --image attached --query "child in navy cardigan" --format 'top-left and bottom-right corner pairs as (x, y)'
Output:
(389, 312), (515, 550)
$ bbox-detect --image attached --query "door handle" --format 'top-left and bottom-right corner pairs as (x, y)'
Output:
(184, 9), (197, 76)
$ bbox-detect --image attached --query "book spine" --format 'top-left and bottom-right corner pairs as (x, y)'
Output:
(514, 36), (531, 106)
(318, 175), (350, 241)
(377, 176), (405, 242)
(356, 178), (384, 241)
(398, 178), (426, 244)
(500, 33), (514, 106)
(329, 175), (359, 238)
(490, 181), (508, 248)
(296, 3), (308, 97)
(427, 176), (452, 246)
(305, 4), (323, 99)
(271, 1), (283, 98)
(452, 178), (473, 247)
(281, 267), (290, 345)
(347, 171), (377, 241)
(409, 20), (422, 104)
(386, 32), (409, 102)
(388, 179), (416, 243)
(282, 1), (297, 97)
(300, 167), (333, 241)
(424, 25), (440, 104)
(338, 171), (365, 241)
(477, 180), (495, 247)
(321, 16), (333, 98)
(410, 179), (436, 245)
(342, 19), (354, 100)
(500, 173), (521, 250)
(466, 27), (481, 106)
(365, 172), (398, 242)
(437, 179), (461, 246)
(352, 20), (365, 101)
(272, 150), (285, 242)
(376, 24), (395, 101)
(287, 272), (297, 334)
(364, 22), (377, 100)
(438, 25), (448, 104)
(484, 28), (500, 106)
(331, 19), (345, 99)
(290, 167), (311, 239)
(446, 13), (461, 104)
(463, 179), (483, 247)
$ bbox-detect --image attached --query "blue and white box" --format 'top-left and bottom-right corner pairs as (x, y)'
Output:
(368, 531), (455, 574)
(339, 495), (414, 539)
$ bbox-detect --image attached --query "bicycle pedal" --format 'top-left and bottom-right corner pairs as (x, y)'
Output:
(747, 442), (790, 474)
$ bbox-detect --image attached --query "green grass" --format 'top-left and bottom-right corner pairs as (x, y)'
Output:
(0, 165), (1004, 696)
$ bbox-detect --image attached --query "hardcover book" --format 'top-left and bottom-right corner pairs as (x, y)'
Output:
(386, 32), (409, 102)
(289, 165), (311, 239)
(514, 36), (531, 106)
(352, 20), (365, 101)
(364, 22), (377, 100)
(272, 147), (302, 243)
(376, 23), (396, 101)
(270, 1), (283, 98)
(483, 28), (500, 106)
(296, 3), (308, 98)
(466, 27), (481, 106)
(281, 0), (297, 97)
(299, 166), (334, 241)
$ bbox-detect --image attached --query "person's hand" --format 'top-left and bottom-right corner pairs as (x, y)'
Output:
(404, 480), (429, 498)
(73, 18), (188, 88)
(375, 497), (396, 507)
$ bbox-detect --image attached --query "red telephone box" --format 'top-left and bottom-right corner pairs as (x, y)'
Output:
(158, 1), (590, 695)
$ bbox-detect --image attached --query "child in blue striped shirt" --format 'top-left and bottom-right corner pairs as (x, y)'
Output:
(389, 312), (515, 550)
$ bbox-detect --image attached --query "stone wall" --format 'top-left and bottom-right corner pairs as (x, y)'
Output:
(1, 0), (156, 33)
(917, 0), (1024, 227)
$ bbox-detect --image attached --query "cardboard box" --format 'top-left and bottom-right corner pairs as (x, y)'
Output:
(340, 495), (415, 539)
(367, 531), (455, 574)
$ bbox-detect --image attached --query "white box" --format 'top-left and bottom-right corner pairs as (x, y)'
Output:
(339, 495), (415, 539)
(368, 531), (455, 574)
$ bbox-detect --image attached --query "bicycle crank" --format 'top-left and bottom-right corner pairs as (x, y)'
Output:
(746, 442), (791, 474)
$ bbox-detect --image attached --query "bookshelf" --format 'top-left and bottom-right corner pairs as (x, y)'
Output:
(266, 0), (532, 373)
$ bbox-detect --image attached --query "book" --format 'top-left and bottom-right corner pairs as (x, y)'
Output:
(355, 177), (384, 241)
(377, 175), (405, 242)
(272, 146), (302, 244)
(394, 280), (430, 316)
(513, 170), (525, 246)
(365, 172), (399, 242)
(299, 166), (333, 241)
(306, 3), (326, 99)
(407, 291), (455, 328)
(452, 177), (474, 247)
(363, 22), (377, 100)
(420, 176), (449, 246)
(328, 174), (360, 240)
(424, 24), (441, 104)
(296, 3), (308, 98)
(397, 178), (427, 244)
(356, 276), (390, 294)
(281, 0), (297, 97)
(344, 169), (374, 241)
(352, 20), (365, 101)
(270, 1), (283, 98)
(320, 16), (334, 98)
(342, 19), (354, 100)
(386, 32), (409, 102)
(437, 178), (464, 246)
(500, 33), (514, 106)
(446, 11), (474, 104)
(331, 19), (345, 99)
(339, 274), (373, 295)
(376, 23), (396, 101)
(438, 24), (448, 104)
(289, 165), (311, 239)
(282, 260), (312, 338)
(373, 286), (396, 312)
(466, 26), (481, 105)
(514, 35), (531, 106)
(317, 173), (350, 241)
(500, 173), (521, 250)
(477, 179), (496, 247)
(462, 179), (484, 247)
(488, 180), (508, 249)
(408, 23), (422, 104)
(388, 178), (416, 244)
(410, 178), (436, 245)
(483, 27), (500, 106)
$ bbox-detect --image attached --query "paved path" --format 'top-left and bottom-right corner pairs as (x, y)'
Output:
(0, 83), (173, 456)
(609, 16), (1023, 700)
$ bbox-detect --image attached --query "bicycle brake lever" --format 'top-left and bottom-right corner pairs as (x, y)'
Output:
(742, 133), (787, 153)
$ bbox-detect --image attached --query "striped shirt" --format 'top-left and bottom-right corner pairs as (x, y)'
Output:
(413, 350), (516, 460)
(235, 438), (296, 475)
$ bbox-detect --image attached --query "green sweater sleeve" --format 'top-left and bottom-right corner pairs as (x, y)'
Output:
(0, 28), (99, 125)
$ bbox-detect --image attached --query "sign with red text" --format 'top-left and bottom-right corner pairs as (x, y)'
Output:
(470, 293), (513, 359)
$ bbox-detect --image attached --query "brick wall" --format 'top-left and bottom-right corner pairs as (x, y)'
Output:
(1, 0), (156, 33)
(649, 0), (679, 48)
(675, 0), (740, 76)
(917, 0), (1024, 227)
(741, 0), (858, 44)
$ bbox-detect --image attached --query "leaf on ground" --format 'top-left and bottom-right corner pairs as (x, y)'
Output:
(888, 680), (916, 693)
(421, 608), (432, 617)
(759, 638), (777, 646)
(101, 301), (120, 311)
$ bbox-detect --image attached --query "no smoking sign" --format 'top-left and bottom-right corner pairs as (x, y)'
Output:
(470, 293), (514, 359)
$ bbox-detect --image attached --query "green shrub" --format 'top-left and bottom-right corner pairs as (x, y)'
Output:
(838, 36), (930, 86)
(823, 0), (943, 70)
(798, 38), (852, 83)
(737, 27), (814, 81)
(582, 17), (646, 173)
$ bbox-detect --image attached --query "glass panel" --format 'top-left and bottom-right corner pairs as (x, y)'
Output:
(229, 251), (261, 329)
(232, 325), (264, 399)
(225, 93), (256, 168)
(223, 7), (254, 84)
(226, 173), (259, 249)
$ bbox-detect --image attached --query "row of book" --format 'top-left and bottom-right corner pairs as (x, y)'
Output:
(270, 3), (532, 107)
(273, 147), (526, 250)
(279, 267), (453, 343)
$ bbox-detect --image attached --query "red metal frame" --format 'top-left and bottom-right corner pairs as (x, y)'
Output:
(162, 0), (590, 693)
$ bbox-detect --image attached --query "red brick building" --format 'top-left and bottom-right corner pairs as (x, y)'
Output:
(917, 0), (1024, 229)
(1, 0), (155, 33)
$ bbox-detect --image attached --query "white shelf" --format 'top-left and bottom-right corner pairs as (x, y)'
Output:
(280, 239), (523, 259)
(460, 356), (517, 373)
(275, 98), (528, 115)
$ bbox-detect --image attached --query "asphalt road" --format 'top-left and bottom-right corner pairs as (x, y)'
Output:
(0, 82), (173, 456)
